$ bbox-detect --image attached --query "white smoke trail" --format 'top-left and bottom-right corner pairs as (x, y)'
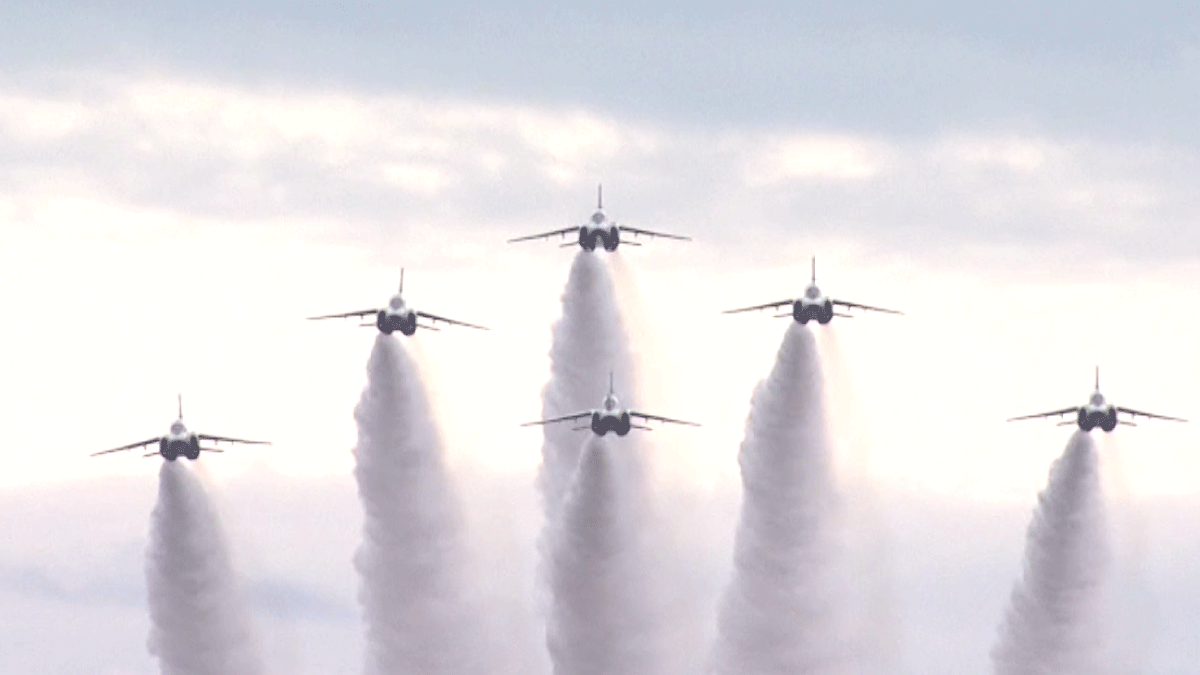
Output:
(353, 334), (483, 675)
(991, 431), (1109, 675)
(712, 323), (845, 675)
(539, 250), (664, 675)
(538, 251), (637, 520)
(546, 436), (658, 675)
(146, 461), (262, 675)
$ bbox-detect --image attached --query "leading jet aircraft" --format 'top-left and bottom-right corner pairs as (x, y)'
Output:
(723, 257), (902, 324)
(307, 269), (488, 335)
(520, 373), (699, 437)
(91, 395), (270, 461)
(1008, 367), (1187, 432)
(507, 185), (691, 252)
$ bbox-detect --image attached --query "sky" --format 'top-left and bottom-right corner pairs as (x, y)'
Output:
(2, 2), (1200, 674)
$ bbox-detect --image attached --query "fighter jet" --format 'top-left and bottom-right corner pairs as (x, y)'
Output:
(306, 269), (488, 336)
(1008, 367), (1187, 432)
(723, 257), (902, 324)
(91, 395), (270, 461)
(506, 185), (691, 252)
(520, 373), (699, 437)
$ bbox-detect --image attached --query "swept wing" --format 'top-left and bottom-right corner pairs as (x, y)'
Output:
(197, 433), (272, 445)
(722, 299), (795, 315)
(91, 437), (161, 457)
(1116, 406), (1187, 423)
(507, 226), (583, 243)
(520, 411), (592, 427)
(306, 308), (381, 321)
(832, 299), (904, 315)
(1006, 406), (1079, 422)
(617, 225), (691, 241)
(629, 411), (701, 426)
(415, 310), (489, 331)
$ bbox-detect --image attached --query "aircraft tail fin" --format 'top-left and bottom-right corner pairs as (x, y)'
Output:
(609, 370), (615, 396)
(1095, 365), (1100, 391)
(811, 255), (817, 283)
(399, 268), (405, 293)
(597, 183), (603, 209)
(177, 393), (183, 420)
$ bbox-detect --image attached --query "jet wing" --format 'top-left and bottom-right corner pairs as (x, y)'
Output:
(1115, 406), (1187, 423)
(1006, 407), (1079, 422)
(629, 411), (701, 427)
(507, 226), (583, 243)
(306, 308), (382, 321)
(415, 310), (489, 331)
(722, 299), (795, 315)
(91, 437), (161, 457)
(519, 411), (592, 427)
(832, 299), (904, 315)
(617, 225), (692, 241)
(197, 433), (272, 445)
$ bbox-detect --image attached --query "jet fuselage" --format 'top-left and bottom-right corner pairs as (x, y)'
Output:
(375, 295), (419, 335)
(791, 284), (834, 324)
(161, 421), (201, 461)
(578, 211), (620, 251)
(590, 411), (633, 436)
(591, 391), (632, 435)
(1077, 393), (1118, 432)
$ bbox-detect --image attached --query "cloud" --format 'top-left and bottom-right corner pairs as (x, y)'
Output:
(2, 76), (1200, 266)
(2, 2), (1198, 142)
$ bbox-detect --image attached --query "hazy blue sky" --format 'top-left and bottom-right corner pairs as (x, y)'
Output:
(3, 3), (1200, 674)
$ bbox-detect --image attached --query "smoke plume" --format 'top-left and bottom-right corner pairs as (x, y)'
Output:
(991, 431), (1109, 675)
(353, 334), (483, 675)
(146, 461), (261, 675)
(546, 436), (658, 675)
(712, 323), (844, 675)
(538, 251), (637, 520)
(538, 250), (664, 675)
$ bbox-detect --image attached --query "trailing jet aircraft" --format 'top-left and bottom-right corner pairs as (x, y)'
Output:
(1008, 367), (1186, 432)
(507, 185), (691, 252)
(307, 269), (488, 335)
(91, 395), (270, 461)
(520, 373), (699, 437)
(723, 257), (902, 324)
